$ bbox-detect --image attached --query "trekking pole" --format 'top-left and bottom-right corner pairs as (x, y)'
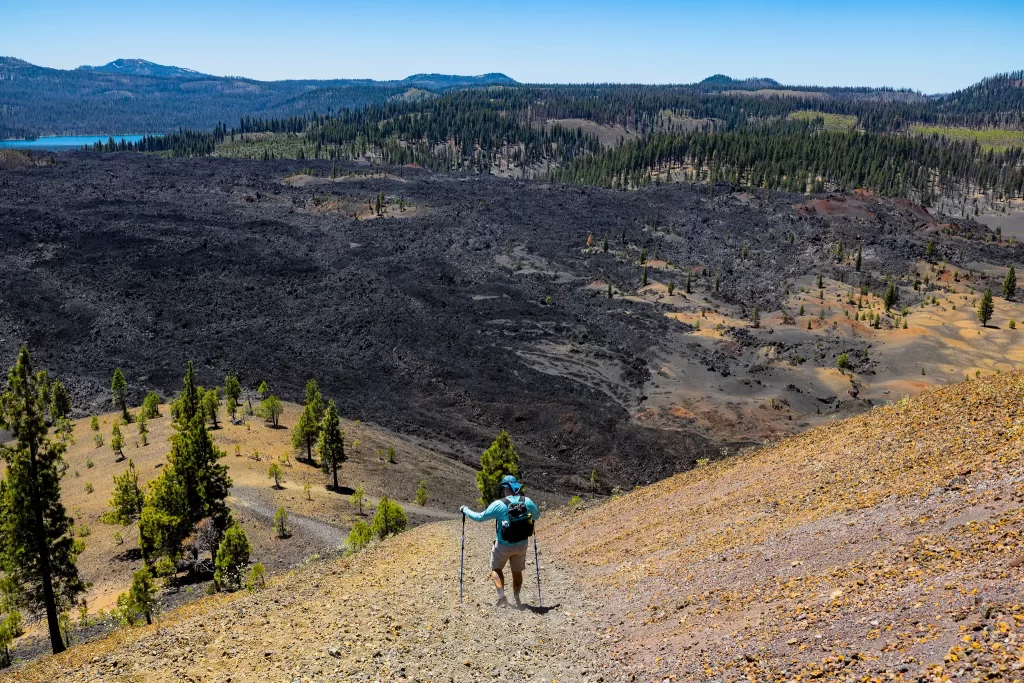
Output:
(534, 532), (542, 607)
(459, 512), (466, 604)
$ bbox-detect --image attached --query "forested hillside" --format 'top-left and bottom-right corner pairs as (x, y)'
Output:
(5, 55), (1023, 207)
(0, 57), (515, 138)
(89, 72), (1024, 207)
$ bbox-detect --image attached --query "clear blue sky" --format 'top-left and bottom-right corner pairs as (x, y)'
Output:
(3, 0), (1021, 93)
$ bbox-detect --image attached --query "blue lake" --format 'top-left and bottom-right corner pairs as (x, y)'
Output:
(0, 135), (158, 151)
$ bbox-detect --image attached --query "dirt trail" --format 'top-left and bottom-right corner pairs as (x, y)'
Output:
(230, 487), (348, 550)
(12, 520), (611, 683)
(229, 485), (463, 557)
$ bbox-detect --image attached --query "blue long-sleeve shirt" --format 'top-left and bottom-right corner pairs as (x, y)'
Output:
(462, 495), (541, 546)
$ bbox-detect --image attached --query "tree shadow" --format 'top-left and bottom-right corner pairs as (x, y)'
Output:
(112, 547), (143, 563)
(326, 484), (355, 496)
(164, 568), (213, 589)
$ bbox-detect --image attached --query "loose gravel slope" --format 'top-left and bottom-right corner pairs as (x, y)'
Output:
(9, 521), (609, 683)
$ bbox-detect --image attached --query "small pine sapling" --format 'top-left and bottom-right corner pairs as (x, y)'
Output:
(273, 507), (289, 539)
(268, 463), (283, 489)
(351, 484), (366, 515)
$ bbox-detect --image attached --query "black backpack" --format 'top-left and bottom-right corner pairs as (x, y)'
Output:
(499, 495), (534, 543)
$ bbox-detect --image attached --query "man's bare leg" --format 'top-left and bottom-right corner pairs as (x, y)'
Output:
(491, 569), (509, 606)
(512, 571), (524, 606)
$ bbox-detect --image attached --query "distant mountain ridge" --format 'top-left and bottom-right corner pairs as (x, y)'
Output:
(76, 58), (209, 79)
(399, 72), (517, 87)
(1, 56), (1021, 139)
(72, 59), (517, 87)
(699, 74), (783, 89)
(0, 57), (519, 138)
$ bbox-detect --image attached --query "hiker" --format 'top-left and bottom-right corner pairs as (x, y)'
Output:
(460, 475), (540, 608)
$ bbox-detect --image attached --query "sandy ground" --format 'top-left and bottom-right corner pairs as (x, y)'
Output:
(43, 401), (565, 628)
(10, 521), (609, 683)
(601, 258), (1024, 446)
(13, 372), (1024, 683)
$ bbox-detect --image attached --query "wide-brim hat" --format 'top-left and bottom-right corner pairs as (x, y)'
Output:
(500, 475), (522, 493)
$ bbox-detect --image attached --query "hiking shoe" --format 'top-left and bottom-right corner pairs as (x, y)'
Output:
(513, 595), (523, 609)
(495, 596), (510, 609)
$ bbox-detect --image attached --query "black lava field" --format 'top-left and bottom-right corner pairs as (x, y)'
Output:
(0, 153), (1006, 490)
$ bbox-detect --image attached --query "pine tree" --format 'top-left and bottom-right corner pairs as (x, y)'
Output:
(925, 239), (935, 259)
(291, 404), (319, 463)
(117, 565), (157, 625)
(318, 400), (346, 489)
(350, 484), (365, 515)
(714, 270), (721, 293)
(110, 422), (125, 461)
(371, 496), (408, 539)
(476, 431), (520, 504)
(855, 245), (862, 272)
(268, 463), (283, 489)
(977, 288), (994, 326)
(817, 273), (823, 289)
(214, 522), (251, 592)
(415, 480), (428, 506)
(1002, 265), (1017, 301)
(111, 368), (129, 422)
(0, 348), (85, 654)
(174, 361), (202, 425)
(273, 507), (289, 539)
(139, 362), (231, 564)
(751, 306), (760, 328)
(141, 392), (161, 420)
(304, 379), (326, 424)
(685, 271), (692, 294)
(0, 606), (22, 667)
(202, 388), (221, 429)
(641, 266), (648, 287)
(49, 382), (72, 421)
(347, 521), (372, 551)
(883, 280), (899, 313)
(224, 373), (241, 420)
(256, 395), (283, 427)
(109, 459), (144, 525)
(601, 234), (608, 252)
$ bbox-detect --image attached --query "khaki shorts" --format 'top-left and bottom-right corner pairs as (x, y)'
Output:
(490, 541), (528, 573)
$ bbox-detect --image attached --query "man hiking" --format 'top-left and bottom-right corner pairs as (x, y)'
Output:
(460, 475), (540, 608)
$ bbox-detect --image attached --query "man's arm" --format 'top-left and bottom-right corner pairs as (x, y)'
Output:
(461, 500), (503, 522)
(527, 498), (541, 521)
